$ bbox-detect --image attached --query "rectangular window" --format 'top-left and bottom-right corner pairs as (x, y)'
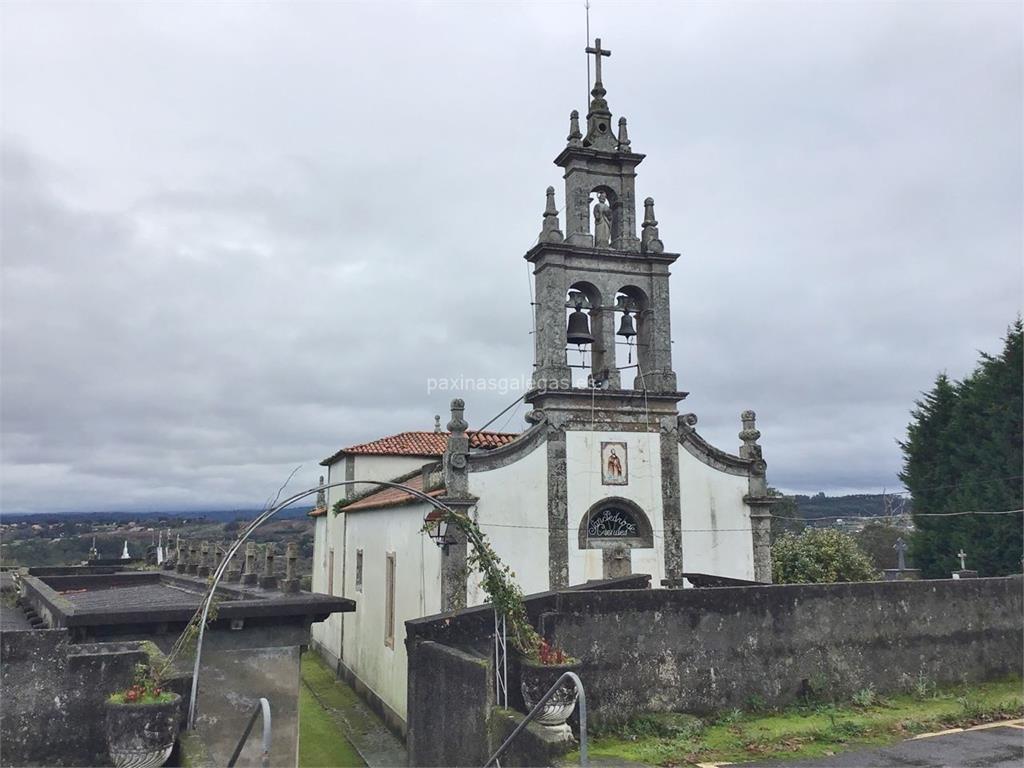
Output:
(327, 549), (335, 596)
(355, 549), (363, 592)
(384, 552), (396, 649)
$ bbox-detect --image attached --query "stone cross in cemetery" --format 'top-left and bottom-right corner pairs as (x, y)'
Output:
(893, 537), (908, 571)
(958, 549), (967, 570)
(197, 541), (211, 577)
(242, 541), (258, 586)
(283, 542), (300, 593)
(260, 543), (278, 589)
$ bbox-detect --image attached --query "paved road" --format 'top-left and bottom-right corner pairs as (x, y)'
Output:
(740, 722), (1023, 768)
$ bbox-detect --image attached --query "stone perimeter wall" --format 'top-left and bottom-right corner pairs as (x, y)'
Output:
(406, 576), (1022, 765)
(541, 577), (1022, 728)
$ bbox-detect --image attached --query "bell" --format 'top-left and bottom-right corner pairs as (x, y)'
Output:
(616, 312), (637, 339)
(566, 308), (595, 346)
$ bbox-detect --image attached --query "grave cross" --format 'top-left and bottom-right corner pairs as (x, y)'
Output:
(957, 549), (967, 570)
(893, 537), (908, 571)
(585, 38), (611, 84)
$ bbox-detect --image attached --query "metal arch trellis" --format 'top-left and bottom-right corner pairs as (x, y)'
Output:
(185, 478), (463, 730)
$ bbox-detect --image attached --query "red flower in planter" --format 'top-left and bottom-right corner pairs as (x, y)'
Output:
(536, 639), (571, 666)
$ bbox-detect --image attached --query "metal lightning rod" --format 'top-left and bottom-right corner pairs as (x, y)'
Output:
(586, 1), (592, 98)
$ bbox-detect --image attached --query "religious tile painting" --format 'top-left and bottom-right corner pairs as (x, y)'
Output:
(600, 441), (627, 485)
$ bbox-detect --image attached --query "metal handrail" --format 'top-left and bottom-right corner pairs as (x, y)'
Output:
(482, 671), (587, 768)
(227, 697), (272, 768)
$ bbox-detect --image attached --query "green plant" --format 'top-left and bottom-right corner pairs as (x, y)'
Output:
(108, 662), (177, 705)
(852, 686), (877, 708)
(746, 694), (768, 713)
(421, 508), (569, 663)
(905, 672), (936, 700)
(771, 528), (878, 584)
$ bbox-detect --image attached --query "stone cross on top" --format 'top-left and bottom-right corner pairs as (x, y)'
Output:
(586, 38), (611, 84)
(957, 549), (967, 570)
(893, 537), (908, 570)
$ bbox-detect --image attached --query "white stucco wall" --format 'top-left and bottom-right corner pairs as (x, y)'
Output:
(339, 503), (442, 721)
(467, 440), (550, 605)
(350, 455), (433, 495)
(566, 430), (665, 585)
(311, 453), (436, 662)
(678, 445), (755, 580)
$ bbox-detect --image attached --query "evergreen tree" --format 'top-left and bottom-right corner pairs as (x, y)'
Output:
(900, 320), (1023, 577)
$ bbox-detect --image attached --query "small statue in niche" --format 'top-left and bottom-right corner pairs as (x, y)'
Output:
(593, 192), (612, 248)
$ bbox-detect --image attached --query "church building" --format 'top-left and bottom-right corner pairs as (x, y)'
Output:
(310, 39), (776, 735)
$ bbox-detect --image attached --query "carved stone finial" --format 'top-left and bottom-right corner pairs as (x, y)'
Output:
(447, 398), (468, 434)
(539, 186), (565, 244)
(315, 475), (327, 510)
(617, 116), (631, 151)
(567, 110), (582, 146)
(641, 197), (664, 254)
(434, 415), (442, 433)
(678, 412), (698, 432)
(739, 410), (762, 461)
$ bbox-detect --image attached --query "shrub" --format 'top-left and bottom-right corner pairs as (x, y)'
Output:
(771, 528), (878, 584)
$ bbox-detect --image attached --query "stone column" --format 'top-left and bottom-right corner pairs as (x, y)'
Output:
(546, 419), (569, 589)
(282, 542), (300, 593)
(187, 542), (200, 575)
(242, 541), (258, 586)
(660, 416), (684, 581)
(532, 264), (572, 390)
(440, 399), (473, 612)
(739, 411), (774, 584)
(259, 544), (278, 590)
(564, 174), (593, 246)
(641, 265), (677, 393)
(588, 304), (620, 388)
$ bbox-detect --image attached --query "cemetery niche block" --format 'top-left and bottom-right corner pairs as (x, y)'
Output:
(7, 565), (354, 768)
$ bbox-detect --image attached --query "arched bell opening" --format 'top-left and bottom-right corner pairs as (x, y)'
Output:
(564, 281), (604, 388)
(589, 185), (619, 249)
(614, 286), (651, 387)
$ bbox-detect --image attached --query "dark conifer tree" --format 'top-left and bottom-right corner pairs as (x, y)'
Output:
(900, 320), (1023, 577)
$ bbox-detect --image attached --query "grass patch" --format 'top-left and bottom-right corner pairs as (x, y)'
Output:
(299, 654), (366, 768)
(566, 677), (1023, 766)
(107, 690), (177, 705)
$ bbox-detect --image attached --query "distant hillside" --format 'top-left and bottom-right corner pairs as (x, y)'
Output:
(2, 507), (314, 525)
(795, 493), (912, 521)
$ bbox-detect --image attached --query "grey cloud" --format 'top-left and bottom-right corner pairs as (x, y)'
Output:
(1, 2), (1020, 512)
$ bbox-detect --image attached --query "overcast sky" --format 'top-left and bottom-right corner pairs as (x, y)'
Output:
(2, 1), (1020, 514)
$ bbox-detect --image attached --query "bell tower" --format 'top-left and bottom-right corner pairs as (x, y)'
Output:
(526, 38), (682, 407)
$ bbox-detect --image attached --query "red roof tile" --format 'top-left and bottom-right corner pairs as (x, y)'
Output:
(321, 430), (518, 466)
(342, 473), (445, 513)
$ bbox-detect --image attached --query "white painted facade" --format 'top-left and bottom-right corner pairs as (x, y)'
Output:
(310, 422), (765, 725)
(310, 452), (435, 678)
(678, 445), (755, 580)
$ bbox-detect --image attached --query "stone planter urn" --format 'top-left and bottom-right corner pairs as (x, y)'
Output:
(519, 659), (582, 729)
(104, 693), (182, 768)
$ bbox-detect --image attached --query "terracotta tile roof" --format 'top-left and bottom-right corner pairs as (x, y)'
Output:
(342, 473), (445, 513)
(320, 430), (519, 466)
